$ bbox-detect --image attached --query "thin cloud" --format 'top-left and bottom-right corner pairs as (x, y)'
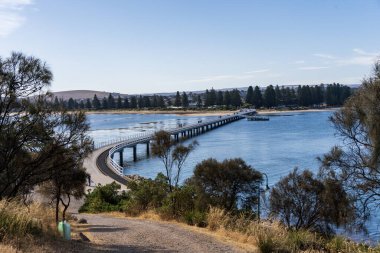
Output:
(338, 48), (380, 66)
(294, 60), (305, 64)
(244, 69), (270, 74)
(0, 0), (33, 37)
(313, 53), (336, 60)
(298, 66), (329, 70)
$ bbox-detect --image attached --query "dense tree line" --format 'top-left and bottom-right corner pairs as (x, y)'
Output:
(57, 83), (351, 111)
(246, 84), (352, 108)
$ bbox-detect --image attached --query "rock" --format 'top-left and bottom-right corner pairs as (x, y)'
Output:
(78, 218), (87, 224)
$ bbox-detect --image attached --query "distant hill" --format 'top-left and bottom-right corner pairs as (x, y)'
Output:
(52, 84), (360, 100)
(51, 90), (128, 100)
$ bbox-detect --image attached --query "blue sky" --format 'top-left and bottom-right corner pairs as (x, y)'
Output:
(0, 0), (379, 94)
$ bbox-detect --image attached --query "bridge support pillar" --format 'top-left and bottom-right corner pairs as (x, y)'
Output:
(146, 142), (150, 156)
(133, 146), (137, 162)
(119, 150), (123, 166)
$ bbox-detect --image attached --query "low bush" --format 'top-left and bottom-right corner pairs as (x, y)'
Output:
(79, 182), (128, 213)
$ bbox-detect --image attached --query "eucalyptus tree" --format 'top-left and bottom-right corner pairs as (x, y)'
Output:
(321, 61), (380, 223)
(151, 131), (198, 192)
(0, 52), (92, 202)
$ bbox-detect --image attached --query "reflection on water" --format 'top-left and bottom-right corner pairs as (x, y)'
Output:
(87, 111), (379, 243)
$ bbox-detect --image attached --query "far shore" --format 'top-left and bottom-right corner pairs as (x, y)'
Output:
(85, 107), (339, 116)
(257, 107), (339, 115)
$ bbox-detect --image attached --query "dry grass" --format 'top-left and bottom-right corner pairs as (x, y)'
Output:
(116, 207), (380, 253)
(205, 207), (380, 253)
(0, 200), (100, 253)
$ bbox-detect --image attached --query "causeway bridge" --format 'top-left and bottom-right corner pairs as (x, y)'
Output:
(86, 109), (256, 187)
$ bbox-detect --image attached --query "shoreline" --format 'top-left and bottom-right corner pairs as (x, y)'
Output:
(85, 108), (339, 116)
(257, 107), (339, 115)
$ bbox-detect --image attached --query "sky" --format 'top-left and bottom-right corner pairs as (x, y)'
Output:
(0, 0), (380, 94)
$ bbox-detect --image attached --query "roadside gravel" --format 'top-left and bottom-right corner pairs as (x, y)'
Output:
(77, 213), (243, 253)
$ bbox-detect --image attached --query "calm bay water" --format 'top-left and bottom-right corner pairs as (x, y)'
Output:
(87, 111), (378, 243)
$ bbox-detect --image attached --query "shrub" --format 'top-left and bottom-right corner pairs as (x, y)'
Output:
(79, 182), (128, 213)
(187, 158), (262, 213)
(183, 211), (207, 227)
(270, 168), (355, 235)
(122, 173), (168, 215)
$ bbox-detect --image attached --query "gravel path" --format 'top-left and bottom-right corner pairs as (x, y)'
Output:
(77, 214), (243, 253)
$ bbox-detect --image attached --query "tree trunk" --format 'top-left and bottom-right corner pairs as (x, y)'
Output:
(55, 194), (60, 224)
(60, 194), (71, 221)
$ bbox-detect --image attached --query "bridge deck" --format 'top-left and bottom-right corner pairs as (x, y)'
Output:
(88, 109), (255, 187)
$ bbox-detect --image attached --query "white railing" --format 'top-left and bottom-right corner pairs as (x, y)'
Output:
(103, 109), (255, 177)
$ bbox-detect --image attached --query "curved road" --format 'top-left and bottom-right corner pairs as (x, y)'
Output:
(96, 148), (128, 185)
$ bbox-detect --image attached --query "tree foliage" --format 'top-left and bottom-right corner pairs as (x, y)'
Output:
(187, 158), (262, 213)
(321, 61), (380, 221)
(0, 52), (92, 216)
(151, 131), (198, 191)
(270, 169), (355, 234)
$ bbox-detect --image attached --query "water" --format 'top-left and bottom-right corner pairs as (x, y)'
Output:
(87, 111), (378, 243)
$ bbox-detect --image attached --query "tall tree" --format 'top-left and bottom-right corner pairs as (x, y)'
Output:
(85, 98), (92, 109)
(252, 86), (263, 108)
(216, 91), (224, 106)
(143, 96), (151, 108)
(92, 94), (101, 110)
(53, 97), (60, 109)
(116, 95), (123, 109)
(102, 97), (108, 109)
(108, 94), (116, 109)
(138, 95), (144, 108)
(68, 98), (75, 110)
(158, 96), (166, 108)
(181, 92), (189, 108)
(275, 85), (282, 105)
(264, 85), (276, 107)
(209, 88), (217, 106)
(223, 90), (231, 106)
(79, 100), (85, 109)
(246, 86), (254, 105)
(130, 96), (137, 109)
(0, 52), (91, 200)
(152, 131), (198, 193)
(152, 95), (158, 108)
(204, 89), (210, 107)
(123, 97), (130, 109)
(196, 95), (202, 108)
(174, 91), (181, 107)
(321, 61), (380, 223)
(231, 89), (242, 107)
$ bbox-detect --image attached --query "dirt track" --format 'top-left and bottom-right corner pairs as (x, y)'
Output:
(76, 213), (243, 253)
